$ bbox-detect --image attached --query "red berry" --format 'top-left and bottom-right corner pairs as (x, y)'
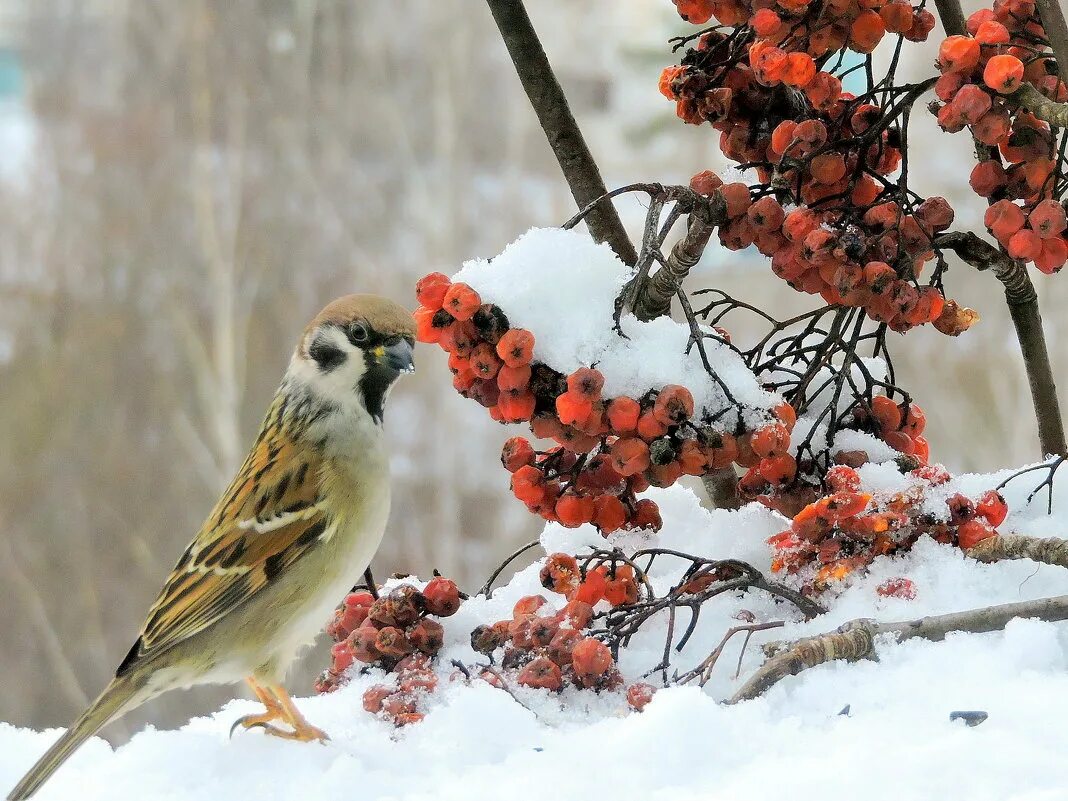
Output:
(415, 272), (451, 310)
(496, 329), (535, 368)
(501, 437), (536, 473)
(408, 618), (445, 655)
(571, 637), (612, 679)
(876, 578), (917, 599)
(423, 577), (462, 617)
(517, 656), (563, 691)
(442, 283), (481, 321)
(626, 683), (656, 711)
(976, 489), (1008, 527)
(958, 519), (995, 549)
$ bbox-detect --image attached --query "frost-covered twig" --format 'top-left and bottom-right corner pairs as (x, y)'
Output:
(730, 595), (1068, 702)
(967, 534), (1068, 570)
(484, 0), (637, 265)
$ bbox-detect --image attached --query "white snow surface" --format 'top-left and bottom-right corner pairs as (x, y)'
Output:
(453, 227), (778, 427)
(5, 460), (1068, 800)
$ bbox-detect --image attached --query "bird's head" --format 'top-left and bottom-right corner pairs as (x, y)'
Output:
(290, 294), (416, 423)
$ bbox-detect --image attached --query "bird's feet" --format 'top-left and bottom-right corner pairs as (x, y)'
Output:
(230, 677), (329, 742)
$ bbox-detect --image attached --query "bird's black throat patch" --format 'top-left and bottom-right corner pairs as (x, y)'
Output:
(359, 350), (396, 424)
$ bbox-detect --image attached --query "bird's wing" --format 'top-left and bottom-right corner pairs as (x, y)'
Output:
(117, 413), (333, 675)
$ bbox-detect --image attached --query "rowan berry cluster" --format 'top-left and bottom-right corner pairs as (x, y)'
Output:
(934, 2), (1068, 273)
(661, 22), (968, 333)
(468, 554), (652, 705)
(315, 577), (461, 722)
(767, 462), (1008, 591)
(415, 271), (785, 532)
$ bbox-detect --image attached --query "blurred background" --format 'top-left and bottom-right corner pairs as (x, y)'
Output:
(0, 0), (1060, 738)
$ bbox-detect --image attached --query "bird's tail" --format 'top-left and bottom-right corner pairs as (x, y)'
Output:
(7, 677), (142, 800)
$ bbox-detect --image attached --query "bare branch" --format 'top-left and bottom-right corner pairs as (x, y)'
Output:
(935, 231), (1066, 456)
(1010, 83), (1068, 128)
(1036, 0), (1068, 87)
(967, 533), (1068, 569)
(631, 195), (726, 321)
(731, 594), (1068, 702)
(485, 0), (638, 265)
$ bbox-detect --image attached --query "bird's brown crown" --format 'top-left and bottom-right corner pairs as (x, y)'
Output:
(303, 294), (415, 342)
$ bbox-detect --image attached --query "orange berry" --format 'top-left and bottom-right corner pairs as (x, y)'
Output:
(658, 65), (684, 100)
(414, 307), (441, 345)
(540, 553), (581, 596)
(517, 656), (563, 691)
(957, 519), (995, 549)
(983, 54), (1024, 94)
(498, 389), (536, 422)
(984, 200), (1026, 243)
(1029, 200), (1067, 240)
(751, 423), (790, 458)
(758, 453), (797, 485)
(593, 495), (628, 533)
(751, 7), (782, 36)
(470, 342), (501, 379)
(497, 364), (532, 392)
(976, 489), (1008, 527)
(567, 367), (605, 400)
(423, 577), (461, 616)
(496, 328), (535, 368)
(572, 637), (612, 679)
(627, 683), (656, 712)
(572, 569), (607, 605)
(556, 391), (594, 426)
(871, 395), (902, 433)
(556, 494), (595, 528)
(653, 385), (695, 425)
(415, 272), (451, 310)
(782, 52), (817, 87)
(636, 412), (669, 441)
(442, 282), (481, 321)
(609, 437), (651, 476)
(606, 397), (641, 433)
(629, 498), (663, 531)
(851, 10), (886, 53)
(690, 170), (723, 196)
(501, 437), (536, 472)
(938, 35), (981, 73)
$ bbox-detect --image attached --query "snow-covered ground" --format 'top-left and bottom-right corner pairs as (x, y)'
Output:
(5, 466), (1068, 801)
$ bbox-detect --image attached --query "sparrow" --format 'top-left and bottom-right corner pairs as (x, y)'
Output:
(8, 294), (416, 800)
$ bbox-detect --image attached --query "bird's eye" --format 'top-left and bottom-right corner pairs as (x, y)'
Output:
(350, 322), (370, 344)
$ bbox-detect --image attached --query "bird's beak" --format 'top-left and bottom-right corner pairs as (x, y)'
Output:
(383, 339), (415, 374)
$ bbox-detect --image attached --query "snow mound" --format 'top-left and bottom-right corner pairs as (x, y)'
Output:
(5, 470), (1068, 800)
(453, 227), (778, 424)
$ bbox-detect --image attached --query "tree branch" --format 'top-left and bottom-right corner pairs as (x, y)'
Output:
(967, 533), (1068, 569)
(631, 194), (726, 321)
(935, 232), (1067, 456)
(485, 0), (637, 265)
(730, 594), (1068, 702)
(1010, 83), (1068, 128)
(1036, 0), (1068, 87)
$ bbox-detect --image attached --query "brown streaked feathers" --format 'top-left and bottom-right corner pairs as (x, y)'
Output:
(119, 393), (329, 674)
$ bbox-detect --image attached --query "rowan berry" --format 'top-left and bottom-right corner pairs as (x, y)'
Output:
(415, 272), (451, 310)
(983, 54), (1024, 93)
(976, 489), (1008, 526)
(496, 328), (535, 368)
